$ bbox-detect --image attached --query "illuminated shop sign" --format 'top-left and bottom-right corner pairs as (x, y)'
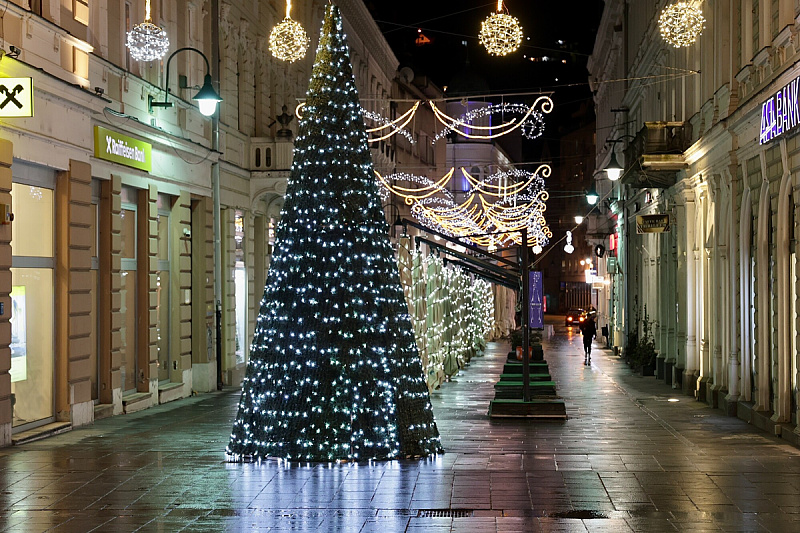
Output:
(94, 126), (152, 172)
(760, 76), (800, 144)
(0, 77), (33, 117)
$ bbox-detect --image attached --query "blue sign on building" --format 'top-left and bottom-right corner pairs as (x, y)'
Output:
(529, 271), (543, 329)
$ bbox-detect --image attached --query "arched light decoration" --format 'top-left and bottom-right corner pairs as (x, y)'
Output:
(270, 0), (310, 63)
(126, 0), (169, 62)
(479, 0), (523, 56)
(659, 1), (705, 48)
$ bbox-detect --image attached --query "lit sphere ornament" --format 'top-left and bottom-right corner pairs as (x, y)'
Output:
(270, 0), (310, 63)
(126, 0), (169, 62)
(659, 2), (705, 48)
(479, 1), (523, 57)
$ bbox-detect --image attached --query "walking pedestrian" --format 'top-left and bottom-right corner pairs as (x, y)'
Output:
(580, 313), (597, 365)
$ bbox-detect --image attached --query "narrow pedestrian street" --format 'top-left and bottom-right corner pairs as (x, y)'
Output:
(2, 319), (800, 532)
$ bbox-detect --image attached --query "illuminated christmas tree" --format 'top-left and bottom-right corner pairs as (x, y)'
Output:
(226, 4), (441, 462)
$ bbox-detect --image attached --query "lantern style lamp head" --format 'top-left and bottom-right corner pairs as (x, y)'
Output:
(193, 74), (223, 116)
(149, 47), (222, 117)
(126, 0), (169, 62)
(479, 0), (523, 56)
(586, 185), (599, 206)
(605, 150), (623, 181)
(574, 215), (584, 224)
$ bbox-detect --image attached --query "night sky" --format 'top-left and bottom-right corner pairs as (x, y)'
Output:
(364, 1), (604, 160)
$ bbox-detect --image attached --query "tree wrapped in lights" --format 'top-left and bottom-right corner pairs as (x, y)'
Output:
(227, 5), (441, 462)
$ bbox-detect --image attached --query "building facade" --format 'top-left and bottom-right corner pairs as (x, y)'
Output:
(590, 0), (800, 444)
(0, 0), (422, 445)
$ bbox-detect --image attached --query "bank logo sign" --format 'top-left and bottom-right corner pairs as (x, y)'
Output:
(0, 77), (33, 117)
(760, 77), (800, 144)
(94, 126), (151, 172)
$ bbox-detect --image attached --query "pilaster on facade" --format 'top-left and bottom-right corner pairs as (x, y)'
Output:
(56, 160), (94, 427)
(0, 140), (12, 446)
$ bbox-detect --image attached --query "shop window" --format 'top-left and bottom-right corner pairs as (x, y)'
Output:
(10, 182), (55, 429)
(234, 211), (247, 365)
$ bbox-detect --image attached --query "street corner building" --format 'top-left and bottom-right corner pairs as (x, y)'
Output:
(225, 4), (441, 462)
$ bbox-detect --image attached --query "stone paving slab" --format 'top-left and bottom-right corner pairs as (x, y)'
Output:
(1, 321), (800, 531)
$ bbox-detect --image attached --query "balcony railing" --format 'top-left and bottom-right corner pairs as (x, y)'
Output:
(622, 122), (691, 188)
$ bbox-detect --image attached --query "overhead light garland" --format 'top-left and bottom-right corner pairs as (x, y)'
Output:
(126, 0), (169, 62)
(659, 2), (705, 48)
(430, 96), (552, 142)
(269, 0), (310, 63)
(296, 95), (553, 145)
(479, 0), (524, 57)
(376, 166), (552, 250)
(432, 102), (546, 143)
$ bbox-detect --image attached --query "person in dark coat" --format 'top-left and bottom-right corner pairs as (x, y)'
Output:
(580, 314), (597, 365)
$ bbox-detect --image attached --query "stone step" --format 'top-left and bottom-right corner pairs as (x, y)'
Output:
(12, 422), (72, 445)
(493, 380), (557, 398)
(158, 382), (185, 405)
(122, 392), (153, 414)
(94, 403), (115, 421)
(498, 373), (552, 381)
(488, 398), (567, 419)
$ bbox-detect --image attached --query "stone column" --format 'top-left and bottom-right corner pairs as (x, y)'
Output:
(682, 187), (699, 396)
(726, 166), (741, 404)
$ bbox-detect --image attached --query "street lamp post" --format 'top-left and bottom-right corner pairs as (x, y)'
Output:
(148, 47), (222, 116)
(148, 43), (224, 389)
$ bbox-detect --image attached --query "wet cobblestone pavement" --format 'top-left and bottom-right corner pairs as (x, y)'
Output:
(3, 322), (800, 532)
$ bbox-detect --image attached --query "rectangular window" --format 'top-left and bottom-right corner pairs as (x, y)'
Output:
(736, 0), (742, 68)
(772, 0), (780, 40)
(753, 0), (760, 54)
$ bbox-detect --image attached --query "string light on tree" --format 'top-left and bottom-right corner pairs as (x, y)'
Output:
(479, 0), (523, 56)
(126, 0), (169, 62)
(659, 1), (705, 48)
(227, 5), (441, 463)
(269, 0), (311, 63)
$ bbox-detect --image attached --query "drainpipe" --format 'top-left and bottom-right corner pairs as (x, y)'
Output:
(211, 0), (223, 390)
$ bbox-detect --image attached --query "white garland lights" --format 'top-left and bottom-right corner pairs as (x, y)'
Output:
(431, 102), (547, 144)
(126, 0), (169, 62)
(227, 5), (441, 463)
(377, 166), (553, 251)
(479, 0), (524, 56)
(269, 0), (311, 63)
(397, 241), (494, 392)
(296, 96), (552, 145)
(659, 2), (705, 48)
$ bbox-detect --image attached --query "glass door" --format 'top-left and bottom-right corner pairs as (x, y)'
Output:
(156, 205), (171, 382)
(120, 198), (138, 394)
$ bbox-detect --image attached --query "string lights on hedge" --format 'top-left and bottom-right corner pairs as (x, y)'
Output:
(659, 1), (705, 47)
(269, 0), (310, 62)
(479, 0), (524, 56)
(126, 0), (169, 62)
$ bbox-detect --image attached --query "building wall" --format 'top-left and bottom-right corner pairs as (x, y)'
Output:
(590, 0), (800, 442)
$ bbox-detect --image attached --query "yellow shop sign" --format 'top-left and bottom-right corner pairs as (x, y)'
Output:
(0, 78), (33, 117)
(94, 126), (151, 172)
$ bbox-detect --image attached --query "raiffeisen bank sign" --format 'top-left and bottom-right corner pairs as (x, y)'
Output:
(760, 77), (800, 145)
(94, 126), (152, 172)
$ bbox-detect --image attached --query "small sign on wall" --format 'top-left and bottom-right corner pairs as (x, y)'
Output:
(0, 78), (33, 118)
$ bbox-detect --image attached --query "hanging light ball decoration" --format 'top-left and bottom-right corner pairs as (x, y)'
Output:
(270, 0), (310, 63)
(659, 2), (705, 48)
(126, 0), (169, 62)
(479, 1), (523, 57)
